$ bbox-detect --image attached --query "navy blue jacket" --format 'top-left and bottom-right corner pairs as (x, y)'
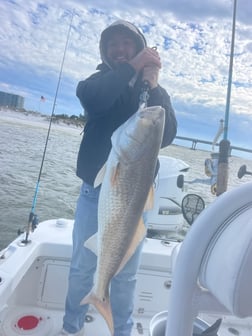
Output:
(76, 62), (177, 185)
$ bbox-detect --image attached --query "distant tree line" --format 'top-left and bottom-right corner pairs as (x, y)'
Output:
(52, 113), (86, 127)
(3, 106), (86, 128)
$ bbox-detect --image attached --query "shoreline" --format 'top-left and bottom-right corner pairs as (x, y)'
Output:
(0, 109), (83, 134)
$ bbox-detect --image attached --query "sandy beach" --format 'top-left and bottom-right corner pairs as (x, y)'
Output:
(0, 108), (83, 134)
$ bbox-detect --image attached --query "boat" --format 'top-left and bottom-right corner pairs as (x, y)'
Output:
(1, 154), (252, 336)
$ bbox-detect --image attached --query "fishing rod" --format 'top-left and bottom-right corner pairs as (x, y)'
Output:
(216, 0), (237, 196)
(21, 11), (74, 245)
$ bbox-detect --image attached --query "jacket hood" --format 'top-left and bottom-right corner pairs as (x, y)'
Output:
(99, 20), (147, 68)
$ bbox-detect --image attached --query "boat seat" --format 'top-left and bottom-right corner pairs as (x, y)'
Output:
(165, 181), (252, 336)
(199, 204), (252, 317)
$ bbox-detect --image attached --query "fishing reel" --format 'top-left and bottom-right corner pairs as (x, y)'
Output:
(237, 164), (252, 179)
(17, 212), (39, 245)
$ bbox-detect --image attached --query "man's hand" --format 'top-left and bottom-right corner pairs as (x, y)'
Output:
(142, 64), (159, 89)
(129, 47), (161, 73)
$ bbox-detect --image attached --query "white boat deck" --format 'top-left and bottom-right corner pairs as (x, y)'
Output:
(0, 219), (252, 336)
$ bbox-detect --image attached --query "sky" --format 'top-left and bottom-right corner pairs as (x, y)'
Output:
(0, 0), (251, 150)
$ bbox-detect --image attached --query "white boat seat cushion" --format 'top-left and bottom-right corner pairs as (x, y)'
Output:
(199, 207), (252, 317)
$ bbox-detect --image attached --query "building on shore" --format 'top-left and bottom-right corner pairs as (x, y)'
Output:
(0, 91), (24, 109)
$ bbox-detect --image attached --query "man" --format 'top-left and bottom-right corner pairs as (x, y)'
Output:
(58, 20), (177, 335)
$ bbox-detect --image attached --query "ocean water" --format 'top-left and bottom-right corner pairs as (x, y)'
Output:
(0, 117), (252, 250)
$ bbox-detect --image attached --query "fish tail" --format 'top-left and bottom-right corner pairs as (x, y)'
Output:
(80, 291), (114, 335)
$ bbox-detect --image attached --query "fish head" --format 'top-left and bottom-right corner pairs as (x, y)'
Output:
(112, 106), (165, 163)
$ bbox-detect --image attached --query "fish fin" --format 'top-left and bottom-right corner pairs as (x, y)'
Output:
(110, 162), (120, 186)
(143, 185), (155, 211)
(81, 291), (114, 334)
(94, 163), (107, 188)
(84, 233), (98, 255)
(115, 216), (146, 275)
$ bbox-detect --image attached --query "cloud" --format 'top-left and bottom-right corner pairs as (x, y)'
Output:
(0, 0), (251, 148)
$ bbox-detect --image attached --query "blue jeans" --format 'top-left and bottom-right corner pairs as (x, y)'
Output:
(63, 182), (145, 335)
